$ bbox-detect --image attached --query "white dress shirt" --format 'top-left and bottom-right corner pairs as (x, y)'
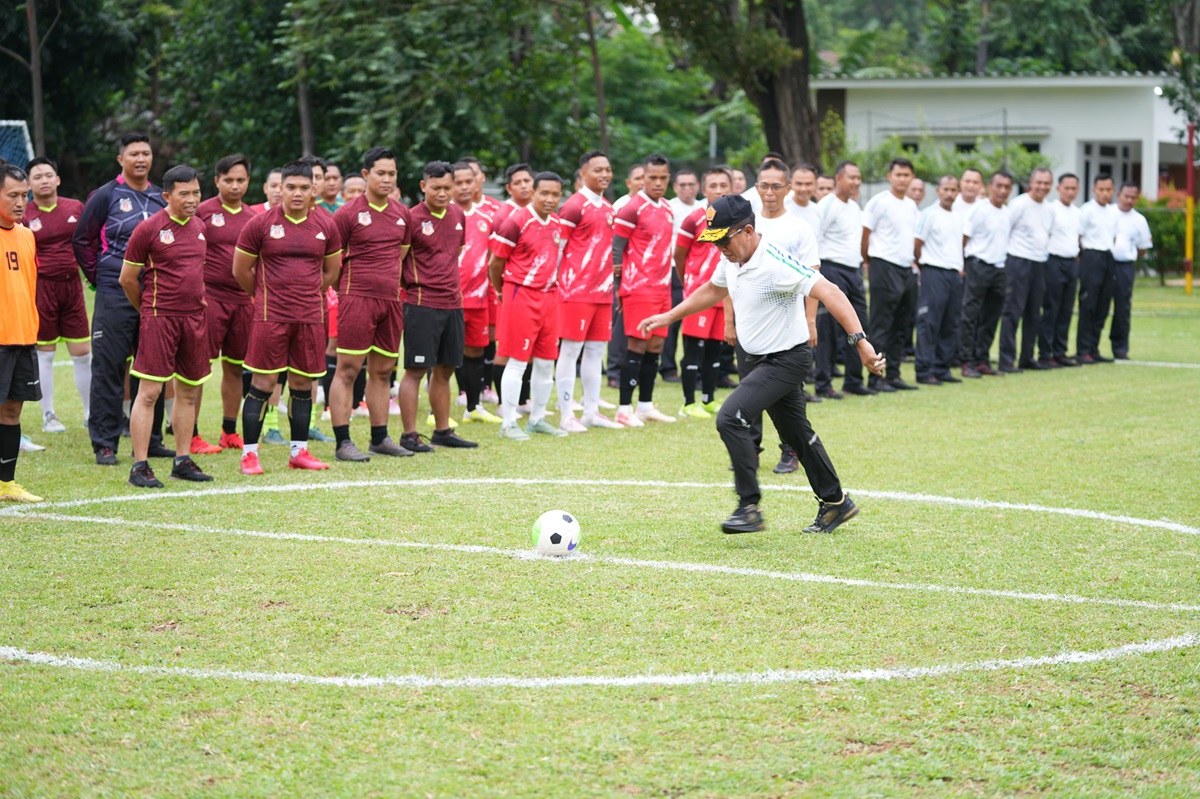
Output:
(963, 201), (1012, 267)
(815, 194), (863, 268)
(1048, 200), (1081, 258)
(916, 204), (965, 272)
(1079, 200), (1117, 252)
(863, 190), (919, 265)
(1112, 208), (1153, 262)
(1006, 193), (1054, 262)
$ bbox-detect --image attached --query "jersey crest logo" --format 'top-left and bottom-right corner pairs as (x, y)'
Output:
(422, 220), (434, 236)
(211, 213), (225, 227)
(269, 225), (285, 239)
(606, 214), (614, 226)
(553, 230), (561, 244)
(29, 218), (42, 232)
(358, 211), (372, 226)
(478, 220), (488, 233)
(68, 215), (77, 223)
(159, 229), (175, 245)
(119, 198), (133, 213)
(316, 231), (327, 240)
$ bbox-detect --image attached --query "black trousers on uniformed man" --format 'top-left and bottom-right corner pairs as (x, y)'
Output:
(659, 271), (685, 378)
(1075, 249), (1114, 358)
(1110, 260), (1136, 357)
(958, 257), (1006, 365)
(717, 343), (841, 508)
(867, 257), (916, 383)
(914, 266), (963, 380)
(89, 290), (165, 454)
(1038, 255), (1078, 360)
(606, 292), (625, 382)
(998, 255), (1046, 368)
(814, 260), (868, 394)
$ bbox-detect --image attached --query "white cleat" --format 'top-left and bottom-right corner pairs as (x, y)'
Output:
(636, 406), (677, 424)
(614, 410), (644, 428)
(581, 412), (623, 430)
(559, 416), (588, 434)
(597, 397), (616, 410)
(42, 411), (66, 433)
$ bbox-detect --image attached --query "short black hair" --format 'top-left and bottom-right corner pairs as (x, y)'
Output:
(990, 169), (1015, 184)
(643, 153), (670, 169)
(266, 167), (283, 180)
(888, 157), (915, 173)
(458, 155), (481, 168)
(0, 163), (28, 184)
(626, 163), (644, 178)
(758, 159), (789, 178)
(162, 164), (200, 193)
(1058, 172), (1079, 184)
(818, 173), (833, 181)
(214, 153), (251, 177)
(762, 151), (786, 162)
(451, 160), (476, 176)
(280, 161), (314, 182)
(834, 160), (858, 177)
(1029, 166), (1053, 181)
(298, 154), (327, 170)
(1094, 173), (1114, 186)
(532, 171), (563, 191)
(791, 162), (817, 177)
(673, 169), (698, 181)
(505, 163), (533, 184)
(363, 147), (396, 172)
(701, 167), (733, 186)
(1119, 181), (1139, 193)
(423, 160), (454, 180)
(25, 156), (57, 174)
(118, 132), (150, 153)
(937, 174), (959, 188)
(578, 150), (607, 167)
(962, 167), (984, 179)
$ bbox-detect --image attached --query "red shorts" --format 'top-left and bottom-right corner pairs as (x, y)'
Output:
(335, 295), (403, 358)
(496, 283), (559, 362)
(205, 298), (252, 364)
(488, 286), (500, 327)
(558, 300), (611, 342)
(130, 313), (212, 385)
(325, 288), (339, 338)
(463, 306), (490, 348)
(682, 306), (725, 340)
(245, 319), (327, 378)
(622, 292), (671, 340)
(35, 278), (90, 345)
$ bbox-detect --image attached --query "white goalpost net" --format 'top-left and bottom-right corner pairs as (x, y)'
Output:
(0, 120), (35, 167)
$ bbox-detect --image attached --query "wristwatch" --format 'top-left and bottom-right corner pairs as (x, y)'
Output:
(847, 331), (868, 346)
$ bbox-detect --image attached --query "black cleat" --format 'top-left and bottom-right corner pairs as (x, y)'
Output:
(717, 376), (739, 389)
(803, 390), (822, 403)
(961, 365), (982, 378)
(1055, 356), (1079, 367)
(870, 380), (898, 393)
(916, 376), (942, 386)
(1092, 354), (1113, 363)
(335, 440), (371, 462)
(938, 374), (963, 384)
(430, 428), (478, 449)
(399, 432), (435, 453)
(803, 495), (859, 533)
(147, 443), (175, 458)
(773, 449), (799, 474)
(817, 387), (845, 400)
(998, 363), (1023, 374)
(889, 378), (919, 390)
(843, 384), (877, 396)
(722, 504), (766, 534)
(170, 457), (213, 482)
(95, 446), (118, 466)
(368, 437), (413, 457)
(128, 462), (163, 488)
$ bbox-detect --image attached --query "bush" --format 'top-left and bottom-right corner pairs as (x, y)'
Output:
(1137, 186), (1196, 281)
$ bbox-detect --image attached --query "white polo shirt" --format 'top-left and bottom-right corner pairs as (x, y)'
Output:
(1048, 200), (1081, 258)
(815, 193), (863, 268)
(668, 196), (705, 236)
(915, 204), (964, 272)
(754, 209), (818, 266)
(711, 236), (822, 356)
(1079, 200), (1117, 252)
(952, 195), (983, 217)
(1006, 193), (1054, 262)
(963, 201), (1012, 267)
(863, 190), (919, 265)
(785, 195), (821, 238)
(1112, 207), (1153, 262)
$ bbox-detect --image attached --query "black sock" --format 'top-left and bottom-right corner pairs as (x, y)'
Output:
(701, 354), (721, 404)
(241, 386), (272, 446)
(222, 417), (237, 435)
(288, 388), (313, 442)
(638, 351), (660, 403)
(619, 354), (642, 405)
(371, 425), (388, 446)
(519, 362), (532, 405)
(241, 369), (252, 396)
(174, 454), (191, 466)
(681, 336), (702, 406)
(0, 423), (19, 482)
(333, 424), (351, 447)
(461, 356), (483, 411)
(192, 423), (200, 438)
(321, 355), (337, 407)
(352, 366), (367, 408)
(483, 341), (496, 389)
(494, 365), (504, 405)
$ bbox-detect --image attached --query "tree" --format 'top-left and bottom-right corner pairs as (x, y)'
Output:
(0, 1), (62, 156)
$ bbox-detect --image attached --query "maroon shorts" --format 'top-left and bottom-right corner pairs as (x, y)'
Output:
(682, 306), (725, 340)
(335, 294), (403, 358)
(622, 292), (671, 340)
(130, 313), (212, 385)
(558, 300), (612, 342)
(205, 298), (252, 364)
(496, 283), (559, 362)
(35, 278), (90, 345)
(463, 306), (490, 348)
(245, 319), (327, 378)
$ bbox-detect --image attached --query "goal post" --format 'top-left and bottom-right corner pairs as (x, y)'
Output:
(0, 120), (35, 167)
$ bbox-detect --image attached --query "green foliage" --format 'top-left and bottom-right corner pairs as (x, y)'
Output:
(1136, 189), (1195, 279)
(1164, 50), (1200, 125)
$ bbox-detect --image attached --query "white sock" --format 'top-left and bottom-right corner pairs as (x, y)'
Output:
(72, 353), (92, 422)
(581, 341), (604, 417)
(500, 360), (526, 425)
(122, 399), (132, 418)
(637, 401), (654, 413)
(529, 358), (555, 425)
(290, 440), (306, 457)
(37, 350), (55, 416)
(555, 339), (584, 419)
(618, 404), (632, 416)
(243, 443), (259, 456)
(165, 397), (175, 423)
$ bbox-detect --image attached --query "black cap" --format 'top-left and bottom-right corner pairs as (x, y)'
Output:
(697, 195), (755, 242)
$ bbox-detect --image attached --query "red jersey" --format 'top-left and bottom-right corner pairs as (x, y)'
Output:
(123, 209), (208, 317)
(557, 188), (614, 303)
(25, 197), (85, 281)
(334, 194), (411, 301)
(196, 197), (258, 305)
(490, 206), (562, 292)
(614, 190), (674, 297)
(677, 207), (723, 298)
(490, 198), (527, 232)
(235, 205), (342, 323)
(403, 202), (465, 309)
(458, 203), (493, 309)
(479, 195), (503, 219)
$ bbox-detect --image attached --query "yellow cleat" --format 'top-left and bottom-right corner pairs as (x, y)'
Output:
(0, 481), (44, 503)
(702, 400), (723, 414)
(427, 414), (458, 429)
(463, 407), (503, 423)
(679, 403), (711, 419)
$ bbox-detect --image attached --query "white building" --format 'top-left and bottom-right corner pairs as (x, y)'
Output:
(813, 72), (1189, 201)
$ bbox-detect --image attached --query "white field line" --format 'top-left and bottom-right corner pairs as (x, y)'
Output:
(14, 512), (1200, 614)
(1114, 359), (1200, 370)
(4, 477), (1197, 537)
(1, 633), (1195, 690)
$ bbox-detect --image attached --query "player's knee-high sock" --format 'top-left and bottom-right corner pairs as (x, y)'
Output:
(702, 347), (721, 404)
(320, 355), (336, 407)
(241, 385), (271, 453)
(637, 351), (660, 406)
(37, 350), (55, 416)
(288, 388), (313, 455)
(352, 365), (367, 409)
(483, 341), (496, 390)
(519, 362), (532, 405)
(500, 359), (526, 425)
(681, 335), (703, 406)
(556, 339), (584, 419)
(72, 353), (92, 422)
(461, 356), (484, 412)
(619, 353), (641, 407)
(580, 340), (605, 417)
(0, 423), (19, 482)
(529, 358), (556, 425)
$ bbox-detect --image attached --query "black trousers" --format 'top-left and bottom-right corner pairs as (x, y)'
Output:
(717, 343), (841, 507)
(606, 292), (626, 381)
(998, 255), (1046, 368)
(814, 261), (868, 393)
(1038, 255), (1078, 360)
(1110, 260), (1136, 356)
(1075, 249), (1114, 358)
(89, 290), (164, 453)
(867, 258), (916, 382)
(958, 257), (1006, 365)
(914, 266), (964, 380)
(659, 273), (684, 376)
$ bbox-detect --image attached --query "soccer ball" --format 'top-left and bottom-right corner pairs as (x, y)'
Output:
(532, 510), (581, 556)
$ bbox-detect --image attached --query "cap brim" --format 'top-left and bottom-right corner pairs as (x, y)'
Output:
(697, 226), (730, 243)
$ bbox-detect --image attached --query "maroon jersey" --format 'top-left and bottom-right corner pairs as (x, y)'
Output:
(458, 203), (493, 309)
(235, 205), (342, 323)
(677, 207), (722, 298)
(123, 209), (208, 317)
(25, 197), (85, 281)
(403, 202), (465, 308)
(557, 188), (614, 303)
(334, 194), (411, 301)
(491, 206), (563, 292)
(196, 197), (259, 305)
(614, 190), (674, 298)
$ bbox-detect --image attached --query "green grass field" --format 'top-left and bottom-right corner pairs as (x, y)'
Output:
(3, 281), (1199, 797)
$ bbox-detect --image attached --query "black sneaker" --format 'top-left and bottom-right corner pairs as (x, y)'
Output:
(721, 504), (766, 534)
(430, 428), (478, 449)
(870, 380), (898, 393)
(961, 365), (982, 379)
(368, 437), (413, 457)
(1093, 354), (1114, 363)
(998, 363), (1023, 374)
(889, 378), (919, 390)
(938, 374), (963, 384)
(128, 462), (164, 488)
(335, 440), (371, 462)
(170, 457), (213, 482)
(803, 495), (860, 533)
(95, 446), (118, 466)
(843, 384), (877, 396)
(399, 432), (434, 453)
(803, 390), (822, 403)
(817, 387), (845, 400)
(120, 416), (131, 438)
(147, 443), (175, 458)
(773, 449), (799, 474)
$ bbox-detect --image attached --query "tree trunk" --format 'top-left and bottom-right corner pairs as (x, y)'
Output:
(976, 0), (989, 73)
(585, 8), (609, 153)
(293, 9), (315, 156)
(26, 0), (45, 156)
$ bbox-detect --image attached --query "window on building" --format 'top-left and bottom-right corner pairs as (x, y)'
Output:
(1021, 142), (1041, 153)
(955, 142), (976, 153)
(901, 141), (919, 153)
(1100, 145), (1117, 157)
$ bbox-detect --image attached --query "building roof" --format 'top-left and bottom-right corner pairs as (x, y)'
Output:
(814, 71), (1170, 90)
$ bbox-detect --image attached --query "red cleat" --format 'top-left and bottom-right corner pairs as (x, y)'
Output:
(219, 431), (244, 450)
(190, 434), (223, 455)
(287, 448), (329, 470)
(240, 451), (264, 475)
